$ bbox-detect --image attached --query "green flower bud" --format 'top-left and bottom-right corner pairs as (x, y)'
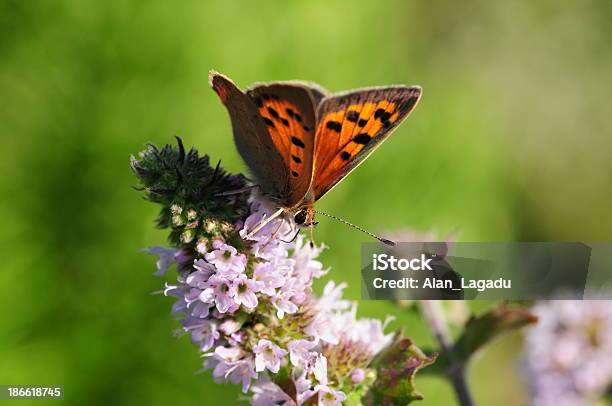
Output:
(170, 204), (183, 215)
(204, 219), (217, 233)
(172, 214), (185, 227)
(186, 209), (198, 221)
(181, 228), (195, 244)
(186, 220), (199, 229)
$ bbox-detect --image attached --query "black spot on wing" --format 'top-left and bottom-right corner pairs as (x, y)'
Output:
(353, 133), (371, 145)
(382, 112), (392, 121)
(280, 118), (289, 126)
(374, 107), (394, 130)
(346, 110), (359, 122)
(340, 151), (351, 160)
(267, 107), (279, 119)
(291, 136), (305, 148)
(302, 125), (310, 132)
(263, 117), (275, 128)
(291, 170), (299, 177)
(326, 121), (342, 132)
(291, 155), (302, 164)
(286, 108), (295, 118)
(358, 118), (368, 127)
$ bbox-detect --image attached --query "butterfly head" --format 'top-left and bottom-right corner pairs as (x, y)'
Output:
(293, 207), (316, 228)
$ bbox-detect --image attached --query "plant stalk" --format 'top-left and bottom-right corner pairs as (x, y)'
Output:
(419, 300), (474, 406)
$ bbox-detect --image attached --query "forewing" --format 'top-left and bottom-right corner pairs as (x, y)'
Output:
(312, 86), (422, 200)
(245, 81), (324, 206)
(210, 72), (289, 202)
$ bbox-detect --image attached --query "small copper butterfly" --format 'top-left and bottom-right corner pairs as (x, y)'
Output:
(210, 71), (422, 242)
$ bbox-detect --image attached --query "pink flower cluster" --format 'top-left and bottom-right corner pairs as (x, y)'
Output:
(524, 301), (612, 406)
(149, 200), (393, 405)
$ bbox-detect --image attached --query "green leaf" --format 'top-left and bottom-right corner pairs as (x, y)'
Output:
(364, 331), (437, 405)
(424, 303), (537, 376)
(452, 303), (537, 364)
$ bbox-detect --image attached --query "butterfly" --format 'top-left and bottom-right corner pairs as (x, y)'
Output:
(209, 71), (422, 243)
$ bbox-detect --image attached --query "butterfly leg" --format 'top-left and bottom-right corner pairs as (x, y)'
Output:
(245, 207), (285, 239)
(279, 227), (301, 244)
(259, 217), (288, 249)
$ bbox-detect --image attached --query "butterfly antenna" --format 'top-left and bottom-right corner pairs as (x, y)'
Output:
(313, 210), (395, 246)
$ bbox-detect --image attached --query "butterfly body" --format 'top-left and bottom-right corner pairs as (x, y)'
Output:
(210, 71), (422, 235)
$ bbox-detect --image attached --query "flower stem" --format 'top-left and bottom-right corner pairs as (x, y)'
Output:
(419, 300), (474, 406)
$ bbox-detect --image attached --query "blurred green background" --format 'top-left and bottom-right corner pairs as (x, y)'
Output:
(2, 1), (611, 404)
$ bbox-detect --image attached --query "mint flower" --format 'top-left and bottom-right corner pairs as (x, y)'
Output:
(524, 301), (612, 405)
(313, 385), (347, 406)
(185, 318), (219, 351)
(133, 139), (436, 404)
(205, 240), (247, 275)
(208, 349), (257, 393)
(252, 262), (286, 296)
(232, 274), (259, 309)
(311, 354), (329, 384)
(253, 339), (288, 373)
(144, 247), (178, 276)
(288, 339), (317, 368)
(350, 368), (365, 384)
(201, 274), (237, 314)
(146, 197), (398, 398)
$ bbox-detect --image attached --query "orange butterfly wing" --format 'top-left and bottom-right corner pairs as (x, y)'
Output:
(246, 82), (325, 206)
(210, 73), (288, 202)
(210, 71), (326, 207)
(312, 86), (422, 200)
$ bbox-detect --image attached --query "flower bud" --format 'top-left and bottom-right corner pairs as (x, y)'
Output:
(181, 229), (195, 244)
(186, 221), (199, 229)
(196, 238), (209, 255)
(350, 368), (365, 384)
(172, 214), (185, 227)
(170, 204), (183, 215)
(186, 209), (198, 221)
(204, 219), (217, 233)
